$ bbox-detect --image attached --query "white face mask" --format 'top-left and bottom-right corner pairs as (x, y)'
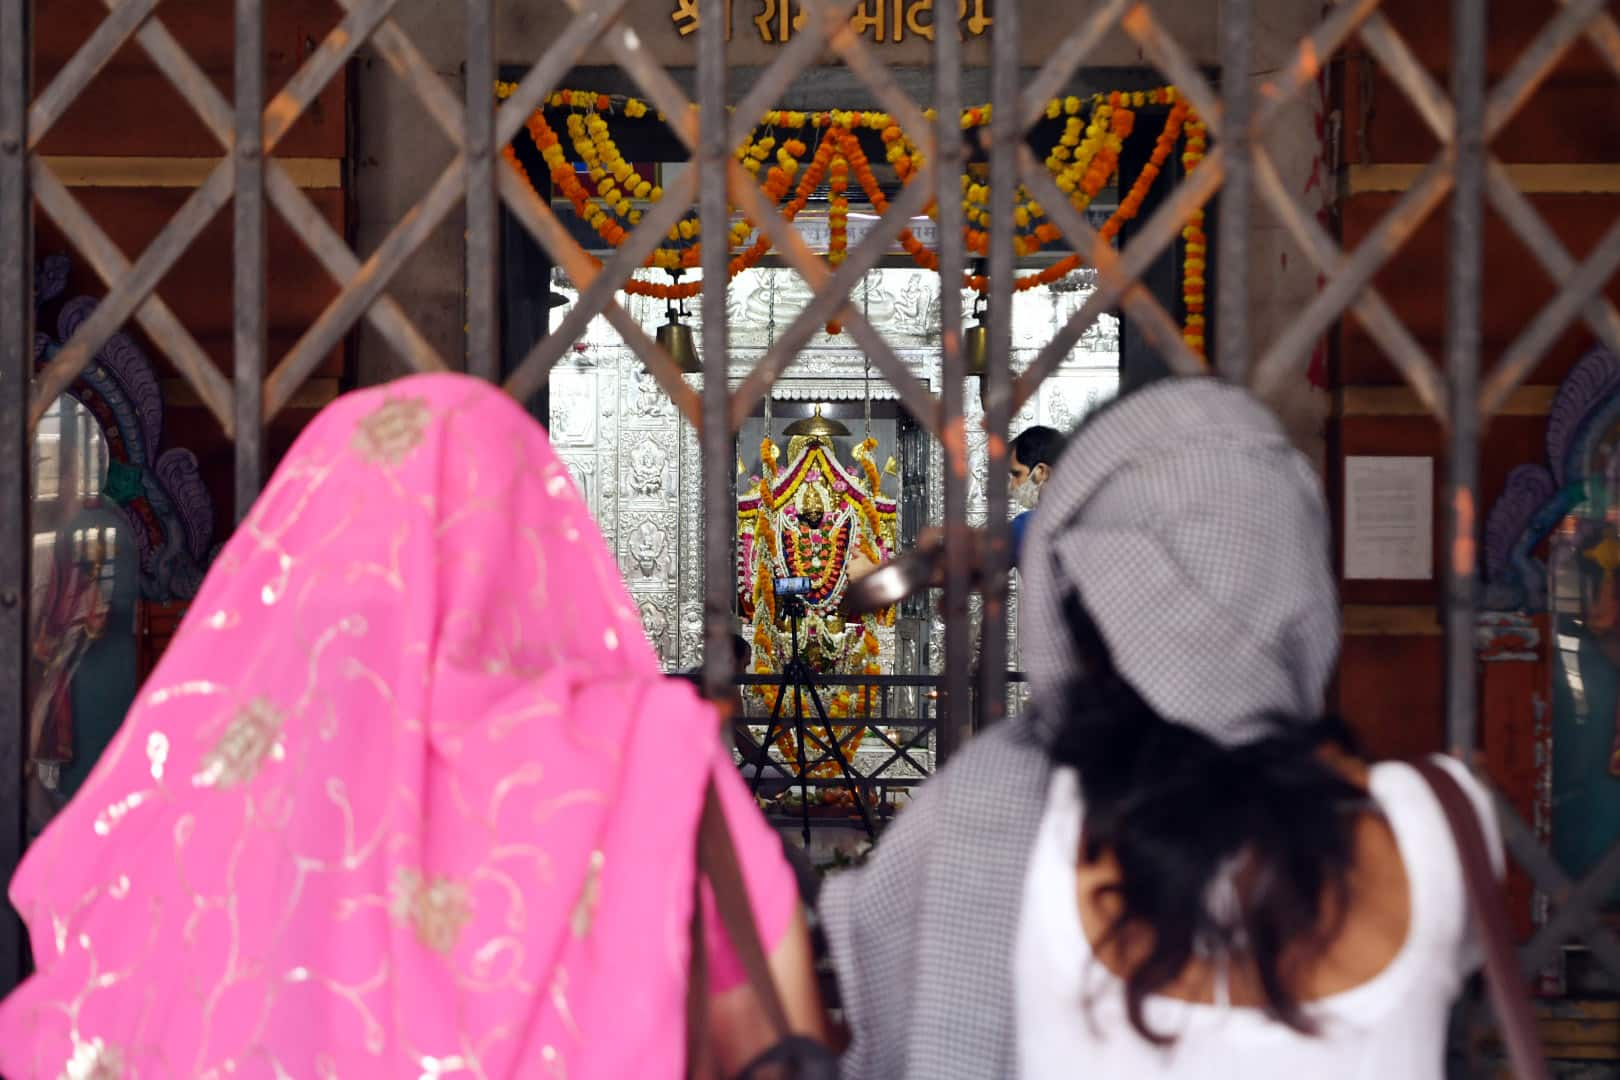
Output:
(1011, 473), (1042, 511)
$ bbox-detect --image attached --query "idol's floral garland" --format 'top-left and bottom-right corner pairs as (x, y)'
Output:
(496, 83), (1209, 349)
(743, 437), (895, 777)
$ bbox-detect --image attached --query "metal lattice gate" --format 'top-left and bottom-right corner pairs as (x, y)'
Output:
(4, 0), (1620, 1035)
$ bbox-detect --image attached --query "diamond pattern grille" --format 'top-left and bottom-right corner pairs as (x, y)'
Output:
(3, 0), (1620, 1007)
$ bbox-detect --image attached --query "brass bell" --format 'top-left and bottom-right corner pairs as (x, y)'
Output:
(655, 273), (702, 375)
(656, 317), (702, 374)
(963, 293), (990, 378)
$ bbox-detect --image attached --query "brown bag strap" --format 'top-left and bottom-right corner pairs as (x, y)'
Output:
(687, 864), (714, 1079)
(686, 775), (792, 1078)
(698, 775), (794, 1034)
(1410, 758), (1550, 1080)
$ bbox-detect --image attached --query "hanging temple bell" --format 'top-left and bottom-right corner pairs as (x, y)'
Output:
(654, 271), (703, 375)
(963, 293), (990, 378)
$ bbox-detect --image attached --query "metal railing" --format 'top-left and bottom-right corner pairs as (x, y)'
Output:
(2, 0), (1619, 1018)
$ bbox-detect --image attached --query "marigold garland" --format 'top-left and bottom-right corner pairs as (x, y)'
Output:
(499, 82), (1208, 335)
(1180, 113), (1209, 360)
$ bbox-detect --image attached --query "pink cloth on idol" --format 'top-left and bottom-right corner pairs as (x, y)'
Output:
(0, 374), (796, 1079)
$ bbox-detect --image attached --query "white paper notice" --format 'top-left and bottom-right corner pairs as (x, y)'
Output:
(1344, 456), (1434, 580)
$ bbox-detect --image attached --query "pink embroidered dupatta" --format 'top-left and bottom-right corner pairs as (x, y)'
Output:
(0, 374), (727, 1079)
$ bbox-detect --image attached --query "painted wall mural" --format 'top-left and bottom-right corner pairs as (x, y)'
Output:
(1483, 345), (1620, 905)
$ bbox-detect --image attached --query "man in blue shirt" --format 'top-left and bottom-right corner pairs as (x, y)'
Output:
(1008, 425), (1066, 567)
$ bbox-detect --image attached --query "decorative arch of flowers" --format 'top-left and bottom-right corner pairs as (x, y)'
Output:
(496, 82), (1209, 358)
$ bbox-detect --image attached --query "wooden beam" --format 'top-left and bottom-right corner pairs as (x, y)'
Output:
(1349, 162), (1620, 196)
(1343, 604), (1442, 636)
(42, 156), (340, 189)
(1339, 384), (1557, 417)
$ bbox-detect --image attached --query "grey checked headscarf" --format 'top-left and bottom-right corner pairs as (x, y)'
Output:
(1019, 375), (1339, 747)
(821, 377), (1341, 1079)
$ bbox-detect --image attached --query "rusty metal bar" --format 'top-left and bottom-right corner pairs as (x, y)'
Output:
(1252, 0), (1379, 134)
(698, 0), (732, 705)
(840, 301), (948, 434)
(504, 167), (700, 406)
(28, 0), (161, 148)
(935, 0), (969, 758)
(465, 0), (498, 381)
(728, 162), (941, 434)
(1250, 145), (1451, 421)
(109, 2), (233, 147)
(1496, 796), (1620, 979)
(1015, 142), (1215, 399)
(1018, 0), (1130, 129)
(495, 0), (637, 148)
(1525, 829), (1620, 977)
(725, 3), (843, 152)
(235, 0), (265, 518)
(30, 158), (234, 430)
(1486, 218), (1620, 416)
(1575, 3), (1620, 81)
(0, 0), (32, 998)
(266, 157), (467, 419)
(497, 164), (703, 425)
(362, 16), (465, 148)
(28, 160), (234, 435)
(1216, 0), (1251, 384)
(815, 0), (934, 161)
(263, 0), (401, 152)
(1480, 164), (1620, 399)
(977, 0), (1017, 726)
(583, 13), (700, 154)
(1357, 14), (1453, 145)
(1485, 0), (1608, 141)
(1444, 0), (1485, 757)
(265, 164), (449, 372)
(1121, 3), (1223, 137)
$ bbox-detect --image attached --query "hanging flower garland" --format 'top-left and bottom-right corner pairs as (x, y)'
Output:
(1180, 112), (1208, 359)
(496, 82), (1208, 326)
(965, 98), (1194, 293)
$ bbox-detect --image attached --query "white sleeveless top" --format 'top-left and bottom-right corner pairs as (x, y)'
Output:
(1014, 757), (1503, 1079)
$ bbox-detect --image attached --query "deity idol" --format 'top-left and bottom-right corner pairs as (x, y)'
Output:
(737, 408), (898, 776)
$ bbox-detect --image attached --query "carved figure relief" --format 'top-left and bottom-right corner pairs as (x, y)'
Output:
(627, 438), (671, 498)
(625, 518), (675, 586)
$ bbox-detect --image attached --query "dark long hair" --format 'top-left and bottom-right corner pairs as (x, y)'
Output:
(1047, 589), (1366, 1043)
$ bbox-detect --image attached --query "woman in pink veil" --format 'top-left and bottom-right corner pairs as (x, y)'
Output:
(0, 374), (821, 1078)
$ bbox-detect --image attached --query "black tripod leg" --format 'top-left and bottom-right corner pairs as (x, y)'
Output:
(793, 680), (811, 848)
(801, 680), (877, 841)
(748, 679), (790, 800)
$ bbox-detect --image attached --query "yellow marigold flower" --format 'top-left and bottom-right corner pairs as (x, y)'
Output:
(1064, 95), (1081, 115)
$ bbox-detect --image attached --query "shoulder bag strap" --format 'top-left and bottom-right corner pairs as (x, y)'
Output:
(697, 775), (794, 1035)
(686, 775), (792, 1078)
(687, 862), (714, 1080)
(1410, 758), (1550, 1080)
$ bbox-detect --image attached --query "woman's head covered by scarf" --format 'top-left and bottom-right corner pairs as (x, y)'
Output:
(1019, 376), (1340, 748)
(0, 374), (724, 1079)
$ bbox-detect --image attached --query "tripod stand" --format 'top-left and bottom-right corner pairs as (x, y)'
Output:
(747, 595), (878, 848)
